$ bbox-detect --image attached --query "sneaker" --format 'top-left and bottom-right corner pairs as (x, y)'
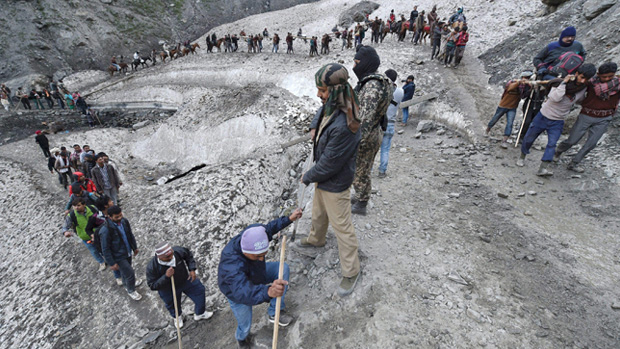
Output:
(194, 311), (214, 321)
(128, 291), (142, 301)
(484, 127), (490, 136)
(377, 172), (386, 178)
(237, 334), (253, 349)
(500, 141), (508, 149)
(516, 158), (524, 167)
(553, 152), (562, 162)
(98, 263), (106, 272)
(536, 162), (554, 177)
(567, 162), (585, 173)
(116, 278), (123, 286)
(337, 272), (361, 297)
(135, 278), (143, 287)
(351, 201), (367, 215)
(268, 312), (294, 327)
(173, 316), (184, 329)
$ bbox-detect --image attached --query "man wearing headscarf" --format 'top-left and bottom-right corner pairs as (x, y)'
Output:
(146, 242), (214, 329)
(533, 26), (587, 80)
(351, 45), (393, 215)
(218, 209), (302, 348)
(297, 63), (362, 297)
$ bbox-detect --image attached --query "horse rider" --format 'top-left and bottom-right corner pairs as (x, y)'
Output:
(163, 42), (171, 58)
(111, 56), (121, 71)
(133, 51), (142, 64)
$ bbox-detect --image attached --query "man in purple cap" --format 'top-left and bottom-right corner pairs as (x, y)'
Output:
(217, 208), (302, 348)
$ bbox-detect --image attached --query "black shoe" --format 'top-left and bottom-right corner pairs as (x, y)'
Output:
(237, 334), (253, 349)
(351, 201), (367, 215)
(268, 312), (294, 327)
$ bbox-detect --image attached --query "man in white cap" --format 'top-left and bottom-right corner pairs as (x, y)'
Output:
(217, 208), (302, 349)
(146, 242), (214, 329)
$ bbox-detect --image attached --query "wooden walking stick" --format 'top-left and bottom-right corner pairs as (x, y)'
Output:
(272, 235), (287, 349)
(171, 275), (183, 349)
(515, 83), (537, 148)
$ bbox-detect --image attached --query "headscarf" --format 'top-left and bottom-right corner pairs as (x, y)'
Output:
(315, 63), (360, 133)
(353, 45), (381, 81)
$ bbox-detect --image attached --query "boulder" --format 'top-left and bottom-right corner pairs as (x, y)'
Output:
(338, 1), (380, 28)
(416, 120), (434, 133)
(583, 0), (617, 19)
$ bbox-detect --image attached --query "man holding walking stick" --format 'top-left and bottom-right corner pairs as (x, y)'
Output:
(217, 209), (302, 349)
(147, 242), (214, 329)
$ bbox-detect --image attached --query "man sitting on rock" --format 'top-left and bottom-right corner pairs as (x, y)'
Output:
(147, 242), (214, 329)
(217, 209), (302, 348)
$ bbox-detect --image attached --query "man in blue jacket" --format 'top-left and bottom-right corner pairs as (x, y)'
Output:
(533, 26), (587, 80)
(99, 205), (143, 300)
(218, 209), (302, 348)
(401, 75), (416, 126)
(298, 63), (362, 297)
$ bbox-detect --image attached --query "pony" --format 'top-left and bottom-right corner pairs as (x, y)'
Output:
(107, 63), (128, 76)
(131, 56), (152, 71)
(190, 43), (200, 54)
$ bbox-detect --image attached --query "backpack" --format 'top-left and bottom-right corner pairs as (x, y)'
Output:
(549, 52), (583, 78)
(356, 74), (394, 132)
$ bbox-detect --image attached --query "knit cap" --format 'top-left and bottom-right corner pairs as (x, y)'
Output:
(240, 226), (269, 255)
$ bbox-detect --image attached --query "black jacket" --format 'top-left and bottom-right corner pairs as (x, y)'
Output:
(35, 134), (49, 148)
(99, 217), (138, 266)
(304, 107), (360, 193)
(146, 247), (197, 292)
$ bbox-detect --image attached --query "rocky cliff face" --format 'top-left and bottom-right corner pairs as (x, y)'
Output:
(0, 0), (318, 82)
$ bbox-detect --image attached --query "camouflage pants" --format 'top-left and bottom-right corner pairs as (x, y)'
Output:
(353, 128), (382, 202)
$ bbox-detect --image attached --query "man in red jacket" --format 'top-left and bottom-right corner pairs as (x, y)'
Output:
(454, 26), (469, 68)
(554, 62), (620, 173)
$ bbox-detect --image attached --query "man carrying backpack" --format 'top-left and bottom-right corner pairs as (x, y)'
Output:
(65, 183), (99, 214)
(99, 205), (143, 300)
(533, 26), (586, 80)
(62, 197), (107, 271)
(350, 45), (393, 215)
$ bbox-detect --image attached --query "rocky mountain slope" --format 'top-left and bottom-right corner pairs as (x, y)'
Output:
(0, 0), (318, 84)
(1, 0), (620, 348)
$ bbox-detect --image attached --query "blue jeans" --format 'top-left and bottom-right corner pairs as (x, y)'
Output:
(487, 107), (517, 136)
(82, 239), (104, 264)
(402, 107), (410, 124)
(521, 111), (564, 161)
(227, 262), (289, 341)
(159, 278), (206, 318)
(114, 257), (136, 293)
(379, 123), (395, 173)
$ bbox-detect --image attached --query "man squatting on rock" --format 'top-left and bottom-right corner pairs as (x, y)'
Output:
(147, 242), (214, 329)
(218, 209), (303, 348)
(554, 62), (620, 173)
(516, 64), (597, 176)
(296, 63), (363, 297)
(349, 45), (393, 216)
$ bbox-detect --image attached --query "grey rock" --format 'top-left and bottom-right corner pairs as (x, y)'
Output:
(497, 192), (509, 198)
(541, 0), (569, 5)
(466, 308), (485, 323)
(447, 271), (469, 285)
(416, 120), (434, 133)
(338, 1), (380, 27)
(414, 132), (422, 139)
(142, 331), (161, 344)
(611, 302), (620, 310)
(132, 120), (151, 130)
(583, 0), (617, 20)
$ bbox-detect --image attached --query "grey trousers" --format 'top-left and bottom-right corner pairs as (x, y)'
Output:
(556, 113), (612, 164)
(104, 187), (119, 205)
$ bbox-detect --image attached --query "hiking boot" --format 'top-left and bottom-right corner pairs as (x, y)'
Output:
(237, 334), (253, 349)
(536, 161), (554, 177)
(115, 278), (123, 286)
(500, 141), (509, 149)
(337, 272), (361, 297)
(484, 127), (490, 136)
(128, 291), (142, 301)
(553, 152), (562, 162)
(194, 311), (214, 321)
(135, 278), (143, 287)
(98, 263), (106, 272)
(296, 237), (325, 248)
(268, 312), (294, 327)
(351, 201), (367, 215)
(378, 172), (386, 178)
(567, 162), (585, 173)
(173, 316), (184, 329)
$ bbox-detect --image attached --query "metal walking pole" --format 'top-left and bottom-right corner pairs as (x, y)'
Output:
(515, 77), (538, 147)
(271, 236), (287, 349)
(171, 275), (183, 349)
